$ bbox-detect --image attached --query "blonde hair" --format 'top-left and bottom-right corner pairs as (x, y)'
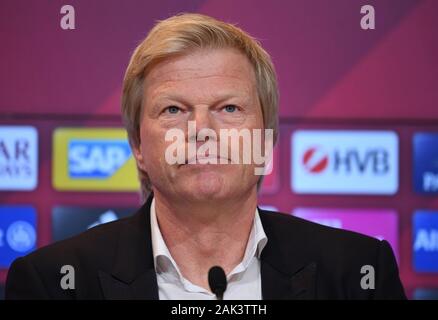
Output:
(121, 13), (279, 200)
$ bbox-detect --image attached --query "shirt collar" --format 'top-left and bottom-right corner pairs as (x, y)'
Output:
(150, 198), (181, 282)
(150, 197), (268, 280)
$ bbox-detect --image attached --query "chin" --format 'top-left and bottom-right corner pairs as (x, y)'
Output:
(183, 171), (230, 200)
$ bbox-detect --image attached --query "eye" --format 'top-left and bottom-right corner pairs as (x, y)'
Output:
(164, 105), (181, 114)
(223, 105), (237, 113)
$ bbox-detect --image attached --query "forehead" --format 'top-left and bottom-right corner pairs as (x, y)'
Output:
(144, 48), (257, 99)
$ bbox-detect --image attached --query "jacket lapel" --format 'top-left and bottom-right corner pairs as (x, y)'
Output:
(98, 199), (317, 300)
(259, 209), (317, 300)
(261, 260), (317, 300)
(99, 194), (159, 300)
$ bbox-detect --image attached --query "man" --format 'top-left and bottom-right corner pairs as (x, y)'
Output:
(6, 13), (406, 300)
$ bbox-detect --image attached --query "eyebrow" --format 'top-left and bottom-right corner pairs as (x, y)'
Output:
(152, 91), (250, 108)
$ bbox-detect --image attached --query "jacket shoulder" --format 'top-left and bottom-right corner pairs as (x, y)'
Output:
(26, 213), (133, 266)
(5, 213), (138, 299)
(260, 210), (381, 249)
(259, 210), (388, 275)
(259, 210), (406, 299)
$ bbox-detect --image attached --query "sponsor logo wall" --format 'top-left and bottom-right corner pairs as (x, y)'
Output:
(0, 123), (438, 299)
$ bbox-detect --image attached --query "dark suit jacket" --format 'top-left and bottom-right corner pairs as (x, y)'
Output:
(5, 195), (406, 300)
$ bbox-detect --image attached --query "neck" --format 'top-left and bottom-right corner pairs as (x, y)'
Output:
(152, 188), (258, 290)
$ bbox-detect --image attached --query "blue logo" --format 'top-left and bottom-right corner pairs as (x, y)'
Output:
(413, 288), (438, 300)
(413, 133), (438, 194)
(68, 139), (132, 179)
(413, 210), (438, 272)
(0, 206), (37, 268)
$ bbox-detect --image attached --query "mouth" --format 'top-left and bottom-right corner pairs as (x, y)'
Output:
(183, 155), (232, 165)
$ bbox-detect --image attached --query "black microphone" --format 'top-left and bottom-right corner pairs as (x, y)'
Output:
(208, 266), (227, 300)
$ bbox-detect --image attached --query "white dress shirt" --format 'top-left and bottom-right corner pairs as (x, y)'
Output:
(150, 198), (268, 300)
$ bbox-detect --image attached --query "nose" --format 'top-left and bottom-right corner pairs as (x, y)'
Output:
(187, 106), (218, 144)
(192, 106), (213, 131)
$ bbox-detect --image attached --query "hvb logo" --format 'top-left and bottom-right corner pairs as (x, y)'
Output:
(302, 147), (329, 174)
(413, 133), (438, 194)
(53, 128), (139, 191)
(302, 146), (390, 175)
(291, 130), (399, 195)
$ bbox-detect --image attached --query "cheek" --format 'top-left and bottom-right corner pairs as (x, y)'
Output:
(139, 127), (169, 169)
(237, 105), (264, 130)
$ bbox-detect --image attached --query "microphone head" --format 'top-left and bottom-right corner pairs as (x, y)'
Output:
(208, 266), (227, 299)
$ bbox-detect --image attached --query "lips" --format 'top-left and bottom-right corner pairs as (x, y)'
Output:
(185, 155), (231, 164)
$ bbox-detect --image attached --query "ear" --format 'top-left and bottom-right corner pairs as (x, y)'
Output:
(131, 141), (146, 172)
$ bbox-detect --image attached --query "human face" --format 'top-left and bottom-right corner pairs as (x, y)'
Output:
(133, 48), (265, 202)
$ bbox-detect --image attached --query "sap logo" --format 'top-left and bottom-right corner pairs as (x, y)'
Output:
(302, 146), (389, 175)
(292, 130), (398, 195)
(53, 128), (139, 191)
(414, 229), (438, 252)
(68, 140), (131, 179)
